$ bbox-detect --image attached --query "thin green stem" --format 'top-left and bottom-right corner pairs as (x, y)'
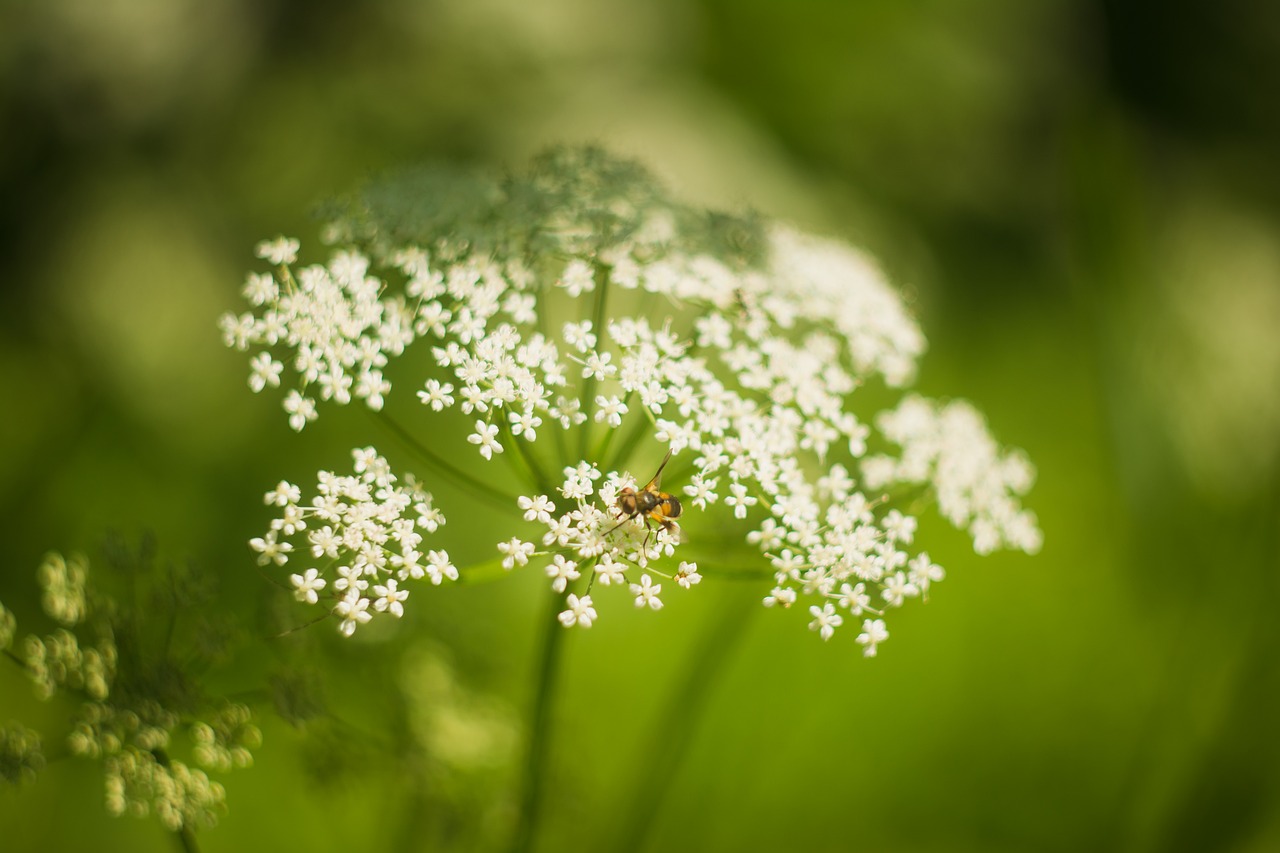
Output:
(153, 748), (200, 853)
(588, 390), (634, 466)
(577, 262), (613, 462)
(455, 555), (517, 585)
(694, 564), (776, 582)
(612, 590), (759, 853)
(604, 410), (660, 474)
(373, 411), (512, 509)
(4, 648), (33, 674)
(508, 586), (570, 853)
(500, 417), (554, 491)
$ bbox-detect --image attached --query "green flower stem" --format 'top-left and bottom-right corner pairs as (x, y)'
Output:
(576, 261), (613, 461)
(3, 648), (33, 674)
(455, 555), (515, 585)
(588, 390), (635, 467)
(696, 564), (776, 582)
(153, 748), (200, 853)
(509, 585), (570, 853)
(499, 417), (554, 491)
(604, 410), (661, 474)
(613, 588), (759, 853)
(373, 411), (512, 509)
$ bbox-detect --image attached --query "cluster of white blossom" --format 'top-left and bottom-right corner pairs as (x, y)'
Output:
(0, 722), (44, 786)
(863, 395), (1042, 555)
(220, 236), (414, 430)
(501, 460), (704, 629)
(102, 747), (227, 831)
(38, 551), (89, 626)
(226, 148), (1039, 652)
(250, 447), (454, 636)
(67, 698), (257, 832)
(4, 553), (261, 828)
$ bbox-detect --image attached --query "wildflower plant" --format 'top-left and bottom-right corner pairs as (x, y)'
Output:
(225, 145), (1040, 652)
(0, 546), (261, 839)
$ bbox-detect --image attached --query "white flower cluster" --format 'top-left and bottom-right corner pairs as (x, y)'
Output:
(37, 551), (89, 626)
(103, 747), (227, 831)
(504, 461), (704, 629)
(190, 704), (262, 772)
(863, 395), (1043, 555)
(10, 552), (261, 828)
(24, 627), (116, 701)
(227, 148), (1040, 652)
(219, 237), (414, 430)
(0, 722), (44, 786)
(250, 446), (455, 636)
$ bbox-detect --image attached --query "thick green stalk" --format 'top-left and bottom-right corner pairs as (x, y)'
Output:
(612, 589), (758, 853)
(508, 585), (571, 853)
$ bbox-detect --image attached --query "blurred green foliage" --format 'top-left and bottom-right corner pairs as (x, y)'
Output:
(2, 1), (1278, 851)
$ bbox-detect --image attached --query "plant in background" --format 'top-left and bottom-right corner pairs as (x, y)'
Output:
(0, 544), (261, 848)
(221, 145), (1040, 849)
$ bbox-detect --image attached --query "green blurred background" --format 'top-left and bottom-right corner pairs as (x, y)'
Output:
(2, 0), (1278, 851)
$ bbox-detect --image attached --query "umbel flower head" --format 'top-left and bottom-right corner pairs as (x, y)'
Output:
(3, 550), (261, 830)
(225, 146), (1040, 654)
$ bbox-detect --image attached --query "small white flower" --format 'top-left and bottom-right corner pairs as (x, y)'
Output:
(881, 571), (919, 608)
(250, 532), (292, 566)
(558, 261), (596, 298)
(594, 554), (627, 585)
(289, 568), (327, 604)
(256, 236), (300, 265)
(837, 582), (870, 615)
(763, 587), (796, 608)
(630, 574), (663, 610)
(373, 578), (409, 617)
(309, 525), (341, 558)
(518, 495), (556, 524)
(426, 550), (457, 585)
(351, 446), (380, 476)
(582, 351), (616, 380)
(467, 420), (503, 460)
(683, 474), (718, 510)
(283, 390), (317, 432)
(335, 590), (372, 637)
(334, 564), (368, 594)
(883, 510), (917, 544)
(907, 551), (945, 597)
(674, 561), (701, 589)
(249, 352), (283, 393)
(856, 618), (889, 657)
(545, 554), (581, 593)
(747, 519), (784, 551)
(242, 271), (278, 305)
(808, 603), (843, 641)
(417, 379), (455, 410)
(264, 481), (301, 507)
(593, 395), (628, 427)
(724, 483), (758, 519)
(558, 593), (597, 628)
(509, 409), (543, 440)
(498, 538), (535, 570)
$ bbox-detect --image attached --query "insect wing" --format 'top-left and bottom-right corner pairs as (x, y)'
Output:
(644, 449), (674, 492)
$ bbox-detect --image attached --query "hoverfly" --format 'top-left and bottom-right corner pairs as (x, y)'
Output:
(608, 449), (683, 547)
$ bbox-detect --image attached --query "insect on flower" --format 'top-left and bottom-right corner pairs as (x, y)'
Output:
(609, 450), (683, 548)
